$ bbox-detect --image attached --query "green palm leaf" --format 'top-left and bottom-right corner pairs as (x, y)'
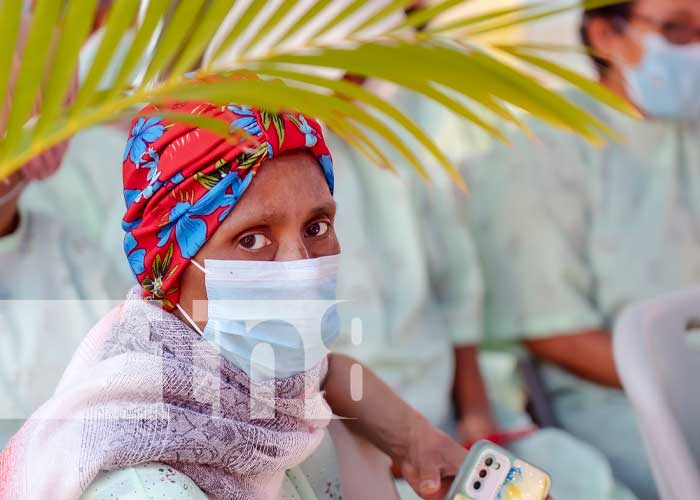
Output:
(0, 0), (631, 184)
(3, 0), (62, 157)
(0, 0), (25, 143)
(33, 0), (99, 138)
(496, 44), (641, 118)
(72, 0), (141, 111)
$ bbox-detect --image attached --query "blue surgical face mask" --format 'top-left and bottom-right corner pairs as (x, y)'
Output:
(623, 33), (700, 121)
(177, 255), (340, 381)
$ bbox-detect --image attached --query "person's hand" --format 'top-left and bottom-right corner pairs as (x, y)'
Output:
(393, 416), (467, 500)
(456, 411), (500, 446)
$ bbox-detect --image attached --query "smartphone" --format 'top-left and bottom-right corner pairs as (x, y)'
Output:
(446, 440), (551, 500)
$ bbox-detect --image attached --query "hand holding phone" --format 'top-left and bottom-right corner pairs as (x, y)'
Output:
(446, 440), (551, 500)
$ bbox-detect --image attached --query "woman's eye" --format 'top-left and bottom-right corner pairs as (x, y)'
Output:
(305, 221), (330, 238)
(239, 233), (272, 250)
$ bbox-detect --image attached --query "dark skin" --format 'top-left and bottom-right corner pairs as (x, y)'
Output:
(0, 172), (22, 238)
(177, 150), (467, 499)
(527, 0), (700, 389)
(454, 345), (498, 443)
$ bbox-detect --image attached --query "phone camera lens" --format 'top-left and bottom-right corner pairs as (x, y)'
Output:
(479, 469), (488, 478)
(485, 457), (494, 467)
(473, 481), (482, 490)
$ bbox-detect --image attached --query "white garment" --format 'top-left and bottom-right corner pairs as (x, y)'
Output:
(22, 125), (134, 282)
(0, 207), (128, 448)
(461, 89), (700, 500)
(330, 131), (482, 429)
(331, 89), (639, 500)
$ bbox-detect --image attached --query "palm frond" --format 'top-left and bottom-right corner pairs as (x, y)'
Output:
(0, 0), (630, 185)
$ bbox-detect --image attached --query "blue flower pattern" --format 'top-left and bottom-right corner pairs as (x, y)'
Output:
(318, 154), (334, 194)
(155, 171), (254, 259)
(134, 148), (164, 203)
(140, 148), (160, 181)
(124, 232), (146, 276)
(297, 115), (318, 147)
(123, 189), (141, 209)
(228, 105), (263, 137)
(124, 117), (165, 165)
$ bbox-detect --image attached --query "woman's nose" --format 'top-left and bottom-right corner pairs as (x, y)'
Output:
(275, 237), (310, 261)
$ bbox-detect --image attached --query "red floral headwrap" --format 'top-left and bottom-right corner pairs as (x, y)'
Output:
(121, 101), (334, 310)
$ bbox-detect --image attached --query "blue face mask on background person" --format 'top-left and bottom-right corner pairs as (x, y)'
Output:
(623, 33), (700, 121)
(178, 255), (341, 381)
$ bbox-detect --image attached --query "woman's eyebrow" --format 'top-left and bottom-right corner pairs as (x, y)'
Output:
(306, 202), (336, 219)
(228, 209), (285, 228)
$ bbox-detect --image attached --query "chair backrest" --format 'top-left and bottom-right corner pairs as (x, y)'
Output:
(614, 287), (700, 500)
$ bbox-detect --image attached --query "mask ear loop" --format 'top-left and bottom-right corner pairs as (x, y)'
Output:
(190, 259), (206, 273)
(176, 303), (204, 336)
(176, 258), (207, 336)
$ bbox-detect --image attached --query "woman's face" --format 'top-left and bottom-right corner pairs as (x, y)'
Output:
(178, 150), (339, 327)
(590, 0), (700, 73)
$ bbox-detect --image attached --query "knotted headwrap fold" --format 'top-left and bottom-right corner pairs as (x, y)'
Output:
(121, 101), (334, 309)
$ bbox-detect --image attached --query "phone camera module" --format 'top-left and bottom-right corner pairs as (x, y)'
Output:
(473, 481), (482, 490)
(479, 469), (487, 478)
(485, 457), (494, 467)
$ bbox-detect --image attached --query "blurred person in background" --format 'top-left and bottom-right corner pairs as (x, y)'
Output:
(463, 1), (700, 499)
(0, 143), (125, 450)
(23, 0), (151, 280)
(0, 39), (128, 450)
(332, 84), (636, 500)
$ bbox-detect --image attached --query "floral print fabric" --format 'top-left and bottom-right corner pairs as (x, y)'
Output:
(121, 102), (334, 309)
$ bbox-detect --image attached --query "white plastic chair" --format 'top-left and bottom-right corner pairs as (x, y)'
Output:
(614, 287), (700, 500)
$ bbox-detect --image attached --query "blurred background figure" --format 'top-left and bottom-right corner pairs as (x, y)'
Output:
(22, 124), (133, 280)
(463, 1), (700, 499)
(0, 44), (127, 448)
(0, 147), (125, 449)
(332, 83), (636, 500)
(23, 0), (150, 279)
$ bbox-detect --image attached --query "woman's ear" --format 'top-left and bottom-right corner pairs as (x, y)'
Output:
(586, 16), (644, 70)
(587, 17), (621, 66)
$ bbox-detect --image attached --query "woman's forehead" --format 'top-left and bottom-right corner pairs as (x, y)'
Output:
(637, 0), (700, 20)
(223, 151), (335, 226)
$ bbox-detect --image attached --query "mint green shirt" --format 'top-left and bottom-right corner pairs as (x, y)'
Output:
(329, 90), (638, 500)
(462, 90), (695, 500)
(82, 464), (332, 500)
(330, 129), (483, 430)
(465, 91), (700, 344)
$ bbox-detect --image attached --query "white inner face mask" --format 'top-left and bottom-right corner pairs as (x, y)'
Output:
(177, 255), (341, 381)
